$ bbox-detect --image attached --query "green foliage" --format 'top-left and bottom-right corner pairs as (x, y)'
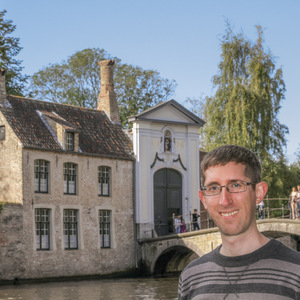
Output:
(184, 96), (207, 150)
(0, 10), (28, 95)
(204, 24), (288, 163)
(115, 63), (177, 127)
(29, 48), (176, 127)
(202, 24), (290, 196)
(262, 154), (294, 197)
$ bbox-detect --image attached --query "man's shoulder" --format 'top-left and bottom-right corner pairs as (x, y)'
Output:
(182, 247), (219, 271)
(270, 239), (300, 263)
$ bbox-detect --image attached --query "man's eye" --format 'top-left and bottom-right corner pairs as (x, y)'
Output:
(230, 182), (242, 188)
(207, 185), (219, 191)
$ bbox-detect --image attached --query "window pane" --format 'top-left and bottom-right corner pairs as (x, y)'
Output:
(98, 166), (110, 196)
(103, 183), (109, 195)
(66, 132), (74, 151)
(99, 210), (111, 248)
(64, 163), (77, 194)
(69, 181), (75, 194)
(0, 125), (5, 140)
(35, 208), (50, 250)
(34, 177), (39, 192)
(63, 209), (78, 249)
(34, 160), (49, 193)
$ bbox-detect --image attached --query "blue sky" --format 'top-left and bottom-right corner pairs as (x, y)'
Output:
(3, 0), (300, 162)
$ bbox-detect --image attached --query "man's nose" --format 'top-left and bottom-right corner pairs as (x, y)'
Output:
(218, 187), (232, 206)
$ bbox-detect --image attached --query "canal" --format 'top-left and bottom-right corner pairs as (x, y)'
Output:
(0, 276), (179, 300)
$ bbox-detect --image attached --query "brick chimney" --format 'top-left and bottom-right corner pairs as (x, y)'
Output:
(97, 60), (120, 124)
(0, 69), (6, 103)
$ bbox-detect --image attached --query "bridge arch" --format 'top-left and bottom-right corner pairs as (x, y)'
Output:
(257, 219), (300, 238)
(141, 228), (221, 275)
(140, 219), (300, 276)
(150, 238), (205, 275)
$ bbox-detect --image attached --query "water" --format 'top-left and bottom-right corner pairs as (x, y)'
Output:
(0, 277), (179, 300)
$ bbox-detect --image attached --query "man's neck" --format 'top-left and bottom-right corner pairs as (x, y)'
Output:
(220, 231), (269, 257)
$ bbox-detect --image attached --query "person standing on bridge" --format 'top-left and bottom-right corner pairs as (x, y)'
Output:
(290, 187), (298, 220)
(178, 145), (300, 300)
(192, 209), (200, 231)
(174, 215), (182, 234)
(297, 185), (300, 220)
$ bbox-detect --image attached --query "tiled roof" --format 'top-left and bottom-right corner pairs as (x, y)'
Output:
(0, 96), (134, 160)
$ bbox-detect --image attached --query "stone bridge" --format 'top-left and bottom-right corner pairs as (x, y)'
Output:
(139, 219), (300, 276)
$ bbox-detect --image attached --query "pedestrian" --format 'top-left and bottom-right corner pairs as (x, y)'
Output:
(258, 199), (264, 219)
(290, 187), (298, 219)
(192, 209), (200, 230)
(297, 185), (300, 220)
(180, 219), (187, 233)
(174, 215), (181, 234)
(178, 145), (300, 299)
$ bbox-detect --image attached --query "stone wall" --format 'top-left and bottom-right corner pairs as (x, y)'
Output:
(0, 111), (23, 204)
(0, 203), (25, 280)
(0, 147), (136, 282)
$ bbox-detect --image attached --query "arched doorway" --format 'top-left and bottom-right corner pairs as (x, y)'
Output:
(153, 168), (182, 236)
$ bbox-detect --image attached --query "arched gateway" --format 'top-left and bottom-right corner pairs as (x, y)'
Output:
(154, 168), (182, 236)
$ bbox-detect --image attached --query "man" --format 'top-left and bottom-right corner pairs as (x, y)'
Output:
(178, 145), (300, 299)
(192, 209), (200, 230)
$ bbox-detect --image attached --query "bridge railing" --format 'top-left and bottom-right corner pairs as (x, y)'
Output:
(171, 197), (294, 233)
(261, 197), (291, 220)
(198, 197), (292, 230)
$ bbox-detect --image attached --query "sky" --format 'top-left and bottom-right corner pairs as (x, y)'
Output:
(2, 0), (300, 162)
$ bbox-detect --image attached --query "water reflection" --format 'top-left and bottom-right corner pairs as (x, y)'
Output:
(0, 277), (178, 300)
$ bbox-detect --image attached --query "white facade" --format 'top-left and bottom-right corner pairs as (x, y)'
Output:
(129, 100), (205, 239)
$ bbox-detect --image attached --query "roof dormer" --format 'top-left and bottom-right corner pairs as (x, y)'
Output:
(37, 110), (80, 152)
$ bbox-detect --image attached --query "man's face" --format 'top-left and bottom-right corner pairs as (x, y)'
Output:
(199, 162), (267, 237)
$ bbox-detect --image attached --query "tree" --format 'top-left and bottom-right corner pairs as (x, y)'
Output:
(201, 24), (289, 198)
(184, 95), (207, 150)
(203, 24), (288, 163)
(0, 10), (27, 95)
(29, 48), (177, 127)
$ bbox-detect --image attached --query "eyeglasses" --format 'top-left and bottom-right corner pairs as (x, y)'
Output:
(201, 180), (255, 196)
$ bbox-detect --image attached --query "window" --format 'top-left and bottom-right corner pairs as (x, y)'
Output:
(34, 160), (49, 193)
(99, 210), (111, 248)
(0, 125), (5, 140)
(63, 209), (78, 249)
(64, 163), (77, 194)
(98, 166), (110, 196)
(65, 132), (74, 151)
(35, 208), (50, 250)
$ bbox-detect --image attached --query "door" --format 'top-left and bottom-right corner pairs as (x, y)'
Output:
(154, 168), (182, 236)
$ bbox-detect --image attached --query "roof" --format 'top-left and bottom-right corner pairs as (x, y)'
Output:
(0, 96), (134, 160)
(128, 99), (205, 127)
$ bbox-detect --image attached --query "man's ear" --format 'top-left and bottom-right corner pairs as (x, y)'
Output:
(199, 190), (208, 209)
(255, 181), (268, 204)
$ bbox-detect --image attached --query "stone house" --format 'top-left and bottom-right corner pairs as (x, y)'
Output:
(0, 61), (137, 282)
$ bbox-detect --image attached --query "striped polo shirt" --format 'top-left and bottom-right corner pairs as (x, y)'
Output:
(178, 239), (300, 299)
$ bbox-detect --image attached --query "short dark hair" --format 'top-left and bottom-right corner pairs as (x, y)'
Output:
(200, 145), (261, 186)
